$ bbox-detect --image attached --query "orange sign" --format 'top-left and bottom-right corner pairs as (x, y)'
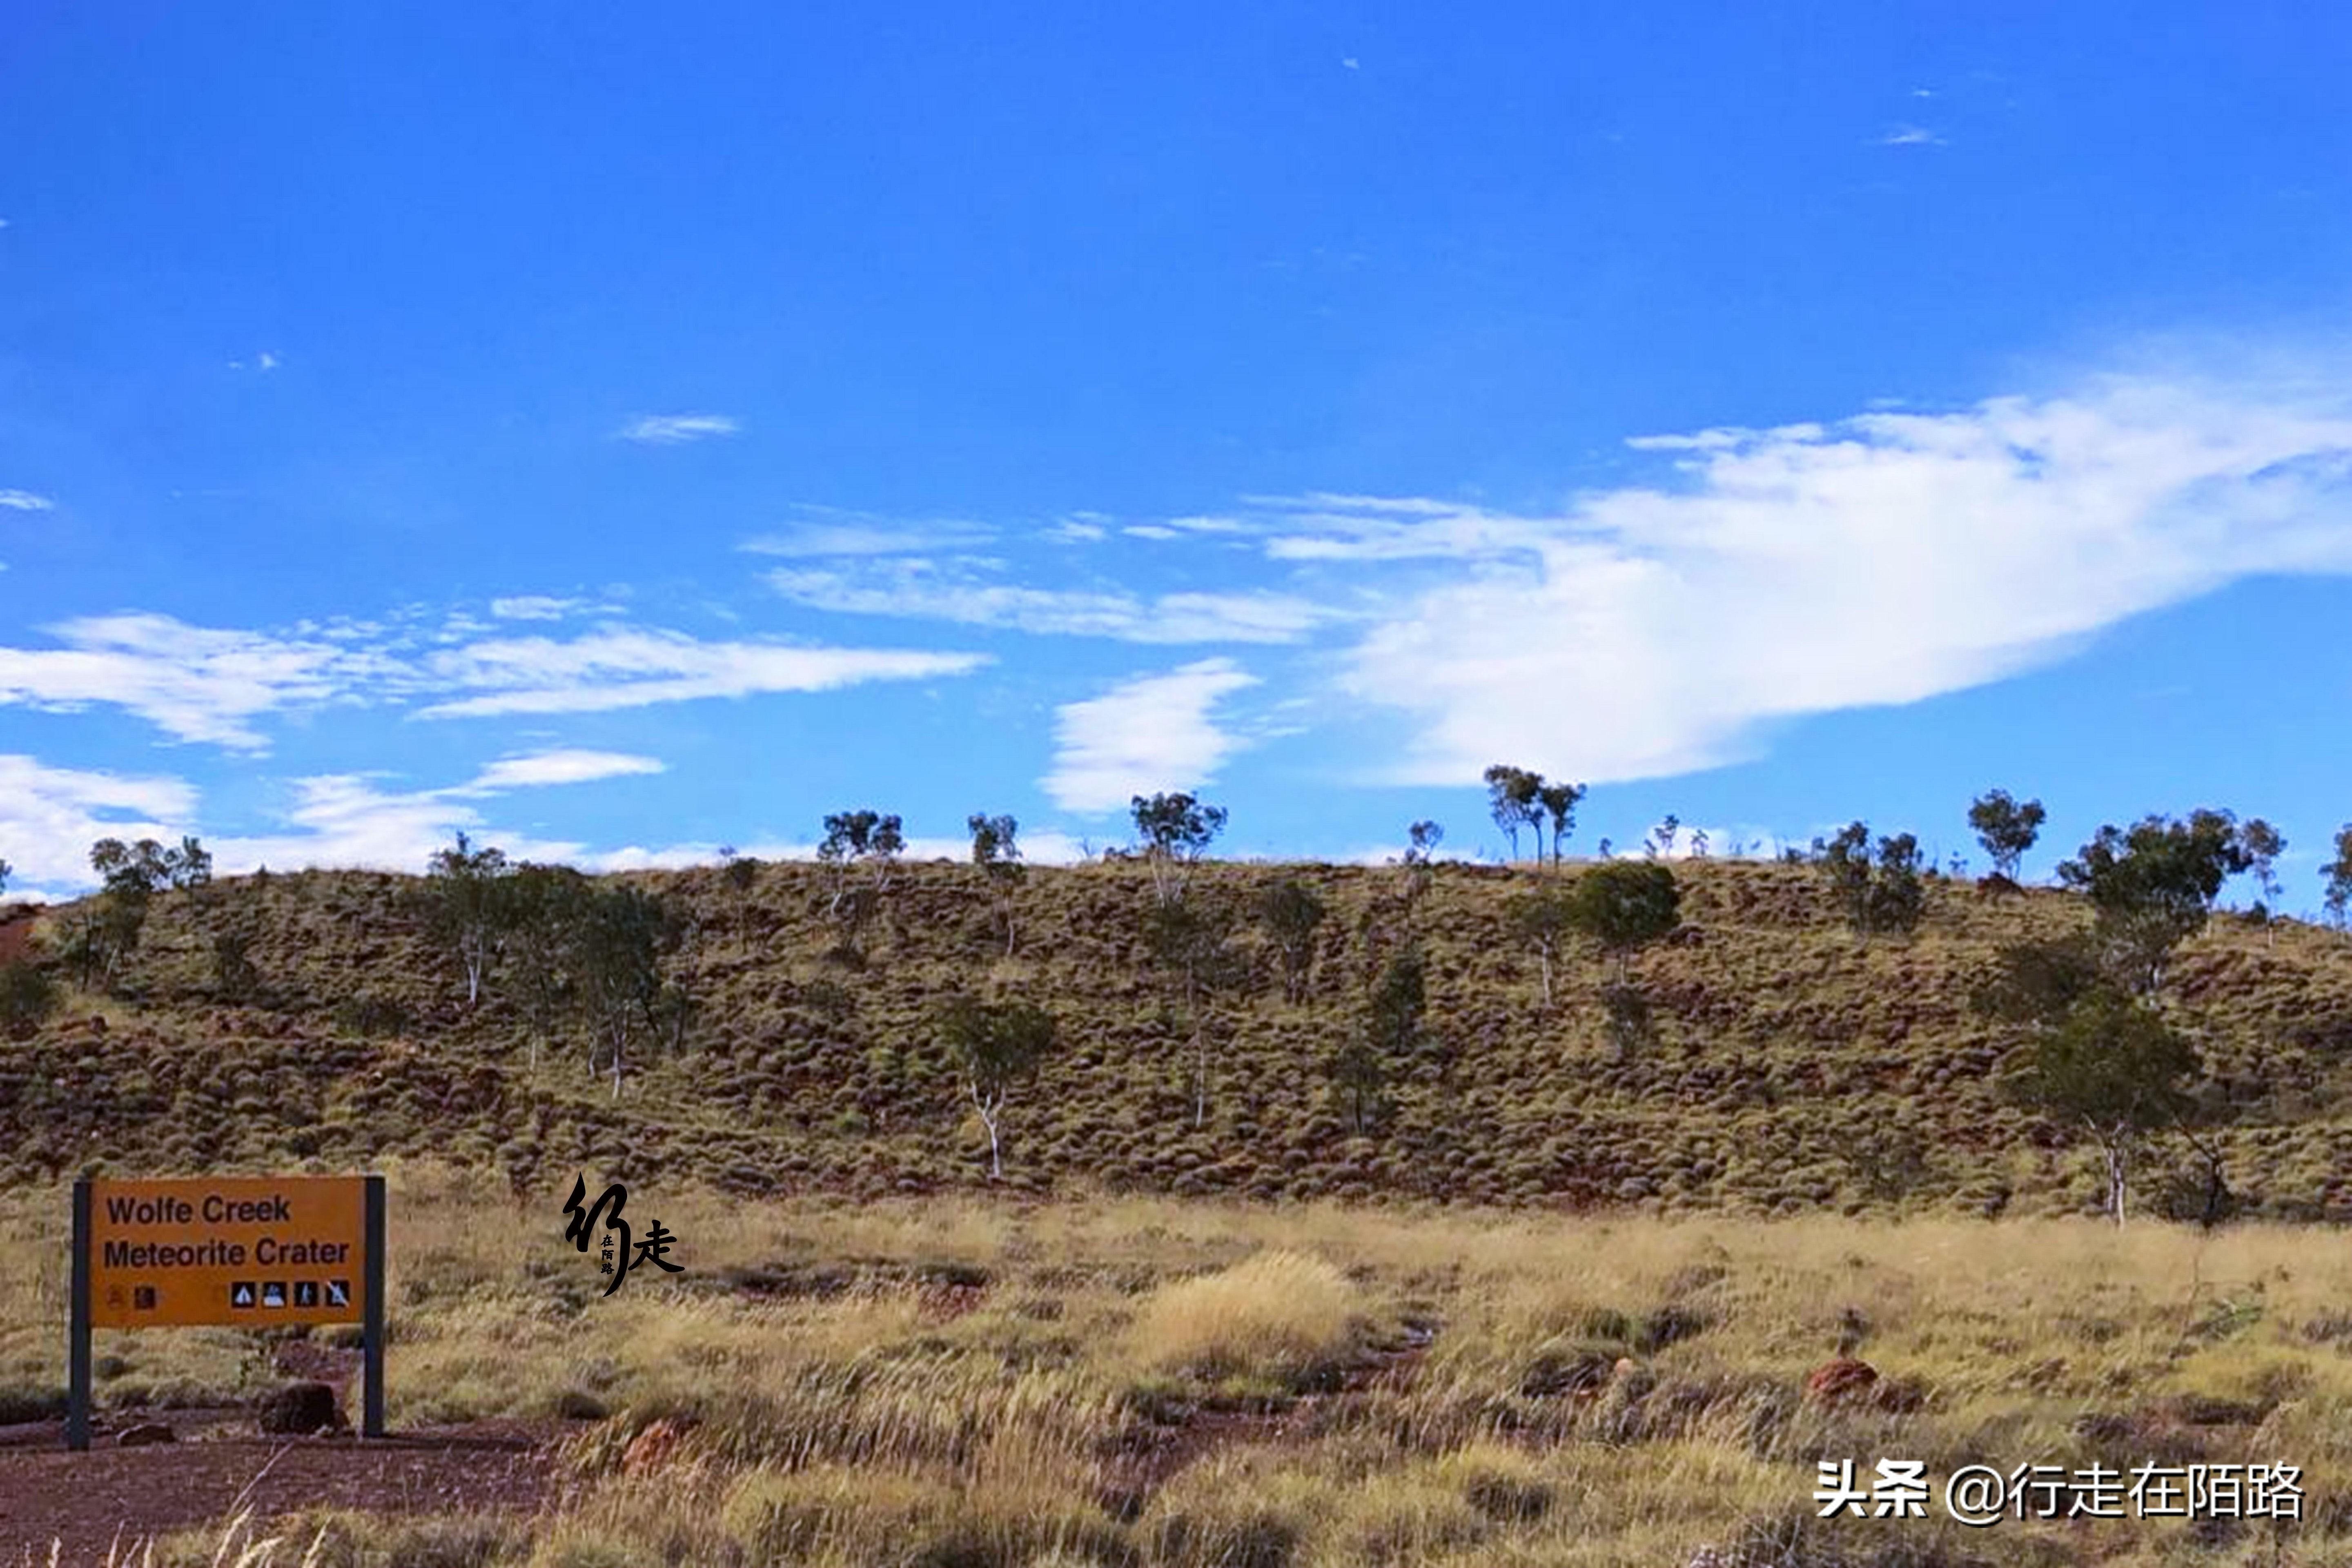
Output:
(87, 1176), (367, 1327)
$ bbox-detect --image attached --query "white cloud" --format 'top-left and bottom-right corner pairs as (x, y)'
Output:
(0, 490), (54, 511)
(0, 756), (199, 892)
(1880, 125), (1946, 147)
(1260, 503), (1553, 563)
(1123, 524), (1182, 541)
(1601, 824), (1782, 862)
(1324, 371), (2352, 785)
(206, 748), (686, 880)
(0, 615), (377, 749)
(210, 775), (590, 878)
(458, 749), (666, 793)
(765, 561), (1336, 644)
(488, 595), (585, 621)
(741, 515), (993, 557)
(1043, 658), (1259, 813)
(1044, 519), (1108, 544)
(416, 628), (987, 718)
(0, 609), (987, 746)
(617, 413), (739, 444)
(704, 829), (1096, 869)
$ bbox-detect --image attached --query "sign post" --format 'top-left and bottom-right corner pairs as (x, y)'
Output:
(363, 1173), (385, 1439)
(67, 1180), (90, 1452)
(67, 1174), (383, 1451)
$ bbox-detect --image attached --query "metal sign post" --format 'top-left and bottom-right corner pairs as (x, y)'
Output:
(67, 1180), (90, 1452)
(363, 1173), (384, 1439)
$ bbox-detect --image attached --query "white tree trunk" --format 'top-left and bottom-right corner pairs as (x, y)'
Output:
(971, 1081), (1003, 1179)
(2104, 1136), (2129, 1228)
(1195, 1031), (1208, 1130)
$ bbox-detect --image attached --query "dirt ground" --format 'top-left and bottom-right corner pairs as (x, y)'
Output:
(0, 1408), (572, 1565)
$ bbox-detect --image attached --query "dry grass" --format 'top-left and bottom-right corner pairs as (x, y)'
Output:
(11, 1164), (2352, 1565)
(1128, 1250), (1365, 1385)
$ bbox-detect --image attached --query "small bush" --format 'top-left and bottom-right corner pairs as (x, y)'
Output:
(1636, 1301), (1710, 1353)
(0, 1382), (66, 1423)
(1518, 1340), (1619, 1398)
(1439, 1445), (1554, 1523)
(722, 1464), (1129, 1568)
(527, 1530), (666, 1568)
(1129, 1251), (1363, 1388)
(240, 1509), (529, 1568)
(551, 1388), (609, 1421)
(334, 992), (412, 1036)
(1145, 1508), (1298, 1568)
(0, 960), (58, 1033)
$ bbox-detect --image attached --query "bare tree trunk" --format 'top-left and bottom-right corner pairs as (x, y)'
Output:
(1193, 1020), (1209, 1130)
(1538, 945), (1552, 1007)
(972, 1082), (1002, 1179)
(2104, 1136), (2128, 1228)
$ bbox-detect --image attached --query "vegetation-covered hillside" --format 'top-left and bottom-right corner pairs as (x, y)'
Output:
(4, 853), (2352, 1218)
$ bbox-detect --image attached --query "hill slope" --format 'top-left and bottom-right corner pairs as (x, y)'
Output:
(5, 857), (2352, 1217)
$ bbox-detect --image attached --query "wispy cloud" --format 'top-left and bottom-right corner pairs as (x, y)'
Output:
(692, 829), (1096, 869)
(740, 514), (993, 557)
(1315, 370), (2352, 785)
(197, 750), (681, 883)
(0, 615), (379, 749)
(0, 613), (989, 744)
(0, 756), (198, 892)
(0, 490), (55, 512)
(416, 628), (987, 718)
(208, 775), (600, 880)
(1880, 125), (1947, 147)
(488, 595), (586, 621)
(457, 749), (666, 793)
(764, 559), (1339, 644)
(616, 413), (740, 444)
(1043, 658), (1260, 813)
(1256, 498), (1555, 563)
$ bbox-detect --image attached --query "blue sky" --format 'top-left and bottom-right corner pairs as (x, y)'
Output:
(3, 4), (2350, 904)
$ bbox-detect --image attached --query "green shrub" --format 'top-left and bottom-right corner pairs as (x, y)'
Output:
(0, 960), (58, 1033)
(334, 991), (413, 1036)
(0, 1382), (66, 1423)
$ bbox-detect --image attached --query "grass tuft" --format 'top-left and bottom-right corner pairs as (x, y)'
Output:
(1129, 1251), (1364, 1388)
